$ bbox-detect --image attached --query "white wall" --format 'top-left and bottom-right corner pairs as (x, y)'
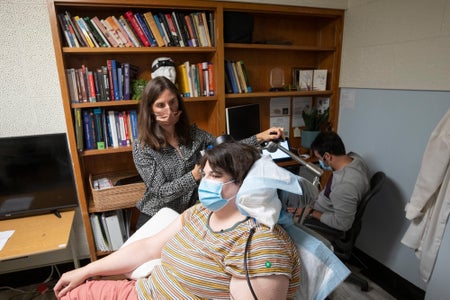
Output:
(340, 0), (450, 296)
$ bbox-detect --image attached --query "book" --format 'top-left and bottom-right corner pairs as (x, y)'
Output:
(225, 60), (239, 93)
(101, 18), (124, 47)
(64, 11), (87, 47)
(158, 13), (176, 46)
(107, 59), (119, 100)
(101, 65), (111, 101)
(76, 68), (88, 102)
(82, 109), (95, 150)
(313, 69), (327, 91)
(153, 13), (170, 47)
(207, 62), (215, 96)
(173, 12), (190, 47)
(104, 16), (130, 47)
(89, 17), (112, 47)
(90, 213), (110, 251)
(93, 108), (106, 149)
(201, 12), (212, 47)
(107, 110), (120, 147)
(118, 111), (129, 146)
(74, 16), (96, 47)
(169, 12), (185, 47)
(124, 11), (151, 47)
(184, 14), (199, 47)
(128, 110), (139, 141)
(135, 12), (157, 47)
(65, 68), (78, 102)
(118, 15), (142, 47)
(57, 13), (76, 47)
(103, 210), (125, 251)
(143, 11), (165, 47)
(83, 17), (108, 47)
(207, 12), (215, 47)
(237, 61), (251, 93)
(111, 16), (135, 47)
(231, 61), (242, 93)
(117, 66), (123, 100)
(73, 108), (84, 151)
(176, 63), (191, 97)
(87, 70), (97, 101)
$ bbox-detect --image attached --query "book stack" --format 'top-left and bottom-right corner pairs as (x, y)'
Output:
(57, 10), (214, 48)
(224, 60), (252, 94)
(90, 210), (132, 251)
(74, 108), (138, 151)
(176, 61), (214, 98)
(65, 61), (138, 103)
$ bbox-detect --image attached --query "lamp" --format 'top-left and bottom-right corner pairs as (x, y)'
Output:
(263, 140), (323, 188)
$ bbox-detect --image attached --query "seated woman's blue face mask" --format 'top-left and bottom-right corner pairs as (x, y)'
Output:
(198, 162), (237, 211)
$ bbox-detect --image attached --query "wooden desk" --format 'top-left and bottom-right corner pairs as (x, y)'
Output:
(0, 210), (77, 263)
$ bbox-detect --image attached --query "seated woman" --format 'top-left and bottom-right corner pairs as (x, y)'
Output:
(54, 141), (301, 300)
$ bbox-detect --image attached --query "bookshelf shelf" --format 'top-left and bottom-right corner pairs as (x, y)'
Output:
(48, 0), (343, 260)
(63, 47), (217, 54)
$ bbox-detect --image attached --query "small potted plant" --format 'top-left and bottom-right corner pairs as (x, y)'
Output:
(301, 107), (329, 148)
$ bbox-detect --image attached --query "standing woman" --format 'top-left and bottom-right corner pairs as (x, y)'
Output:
(133, 76), (284, 228)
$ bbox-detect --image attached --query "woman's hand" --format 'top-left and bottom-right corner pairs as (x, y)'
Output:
(54, 267), (90, 299)
(192, 164), (202, 182)
(255, 127), (285, 143)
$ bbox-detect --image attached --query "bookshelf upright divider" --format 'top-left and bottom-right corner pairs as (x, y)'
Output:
(48, 0), (343, 260)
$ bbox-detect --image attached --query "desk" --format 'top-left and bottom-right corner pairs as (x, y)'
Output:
(0, 210), (78, 267)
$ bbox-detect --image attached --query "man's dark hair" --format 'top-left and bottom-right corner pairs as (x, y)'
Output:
(310, 131), (346, 156)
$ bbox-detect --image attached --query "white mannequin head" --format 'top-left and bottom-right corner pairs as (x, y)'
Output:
(151, 57), (176, 83)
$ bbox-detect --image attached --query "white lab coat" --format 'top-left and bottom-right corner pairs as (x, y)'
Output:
(401, 108), (450, 282)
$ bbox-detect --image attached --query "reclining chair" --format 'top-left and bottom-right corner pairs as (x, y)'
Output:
(303, 171), (386, 291)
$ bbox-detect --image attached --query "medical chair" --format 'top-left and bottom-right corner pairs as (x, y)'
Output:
(303, 171), (386, 291)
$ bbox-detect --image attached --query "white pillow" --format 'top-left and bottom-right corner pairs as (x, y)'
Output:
(121, 207), (180, 279)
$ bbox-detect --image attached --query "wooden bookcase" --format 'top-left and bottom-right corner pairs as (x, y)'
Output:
(47, 0), (343, 260)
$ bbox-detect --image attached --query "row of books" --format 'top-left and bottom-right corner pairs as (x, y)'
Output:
(177, 61), (214, 98)
(74, 108), (138, 151)
(224, 60), (252, 94)
(66, 61), (138, 103)
(90, 210), (131, 251)
(58, 10), (214, 48)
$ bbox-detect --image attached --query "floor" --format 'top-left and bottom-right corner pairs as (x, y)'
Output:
(0, 266), (396, 300)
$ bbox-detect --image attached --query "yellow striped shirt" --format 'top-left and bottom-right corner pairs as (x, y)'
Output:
(136, 204), (301, 299)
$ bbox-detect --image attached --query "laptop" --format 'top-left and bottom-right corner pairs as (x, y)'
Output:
(261, 138), (293, 162)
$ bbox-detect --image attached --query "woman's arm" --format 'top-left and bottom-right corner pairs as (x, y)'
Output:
(54, 216), (182, 298)
(230, 275), (289, 300)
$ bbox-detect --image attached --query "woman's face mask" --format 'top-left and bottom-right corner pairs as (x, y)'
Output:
(198, 178), (236, 211)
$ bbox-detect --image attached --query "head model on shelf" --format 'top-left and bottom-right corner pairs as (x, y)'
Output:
(151, 57), (176, 83)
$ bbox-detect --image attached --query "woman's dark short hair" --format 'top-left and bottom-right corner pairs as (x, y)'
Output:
(199, 141), (261, 184)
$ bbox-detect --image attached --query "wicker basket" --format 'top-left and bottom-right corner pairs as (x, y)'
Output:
(89, 171), (145, 211)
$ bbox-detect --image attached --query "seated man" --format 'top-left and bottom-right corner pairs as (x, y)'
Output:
(54, 141), (301, 300)
(303, 131), (370, 241)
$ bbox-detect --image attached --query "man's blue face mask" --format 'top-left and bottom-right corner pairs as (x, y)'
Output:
(319, 159), (333, 171)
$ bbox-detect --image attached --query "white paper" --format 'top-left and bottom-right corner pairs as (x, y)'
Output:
(270, 116), (290, 137)
(292, 97), (313, 127)
(270, 97), (290, 116)
(313, 69), (327, 91)
(0, 230), (15, 251)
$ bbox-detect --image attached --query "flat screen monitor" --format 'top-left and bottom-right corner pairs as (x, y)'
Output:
(226, 104), (261, 140)
(0, 133), (78, 220)
(262, 139), (292, 162)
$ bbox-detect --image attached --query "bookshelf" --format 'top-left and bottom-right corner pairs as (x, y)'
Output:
(47, 0), (343, 260)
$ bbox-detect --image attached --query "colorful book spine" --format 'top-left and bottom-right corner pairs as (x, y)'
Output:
(124, 11), (151, 47)
(143, 11), (165, 47)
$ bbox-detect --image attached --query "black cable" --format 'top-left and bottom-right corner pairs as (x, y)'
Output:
(244, 227), (258, 300)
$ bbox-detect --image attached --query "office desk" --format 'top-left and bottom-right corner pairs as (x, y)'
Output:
(0, 210), (79, 267)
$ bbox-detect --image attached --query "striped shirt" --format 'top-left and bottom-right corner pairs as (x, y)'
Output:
(135, 204), (301, 299)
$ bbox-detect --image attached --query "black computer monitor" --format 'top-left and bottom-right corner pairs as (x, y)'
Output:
(225, 104), (261, 140)
(0, 133), (79, 220)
